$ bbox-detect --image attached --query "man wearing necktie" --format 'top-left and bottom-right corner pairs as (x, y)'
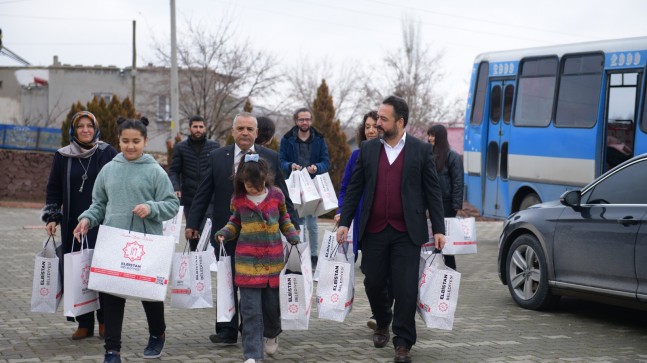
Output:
(186, 112), (300, 345)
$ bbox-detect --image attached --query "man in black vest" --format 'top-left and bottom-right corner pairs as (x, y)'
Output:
(168, 115), (220, 251)
(337, 96), (446, 363)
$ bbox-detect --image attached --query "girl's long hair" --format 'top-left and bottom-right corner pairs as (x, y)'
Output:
(428, 124), (449, 172)
(233, 151), (274, 196)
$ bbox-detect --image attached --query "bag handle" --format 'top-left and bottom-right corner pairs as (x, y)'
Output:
(219, 240), (228, 258)
(43, 235), (56, 250)
(69, 234), (90, 253)
(129, 213), (148, 235)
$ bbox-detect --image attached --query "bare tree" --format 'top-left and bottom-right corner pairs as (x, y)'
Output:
(378, 16), (463, 129)
(284, 57), (369, 127)
(152, 20), (281, 142)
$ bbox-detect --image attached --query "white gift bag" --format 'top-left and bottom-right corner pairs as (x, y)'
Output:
(31, 236), (63, 313)
(280, 242), (314, 330)
(216, 242), (235, 322)
(313, 173), (338, 217)
(88, 223), (175, 301)
(285, 171), (302, 208)
(313, 229), (338, 282)
(424, 217), (477, 255)
(296, 169), (321, 216)
(443, 217), (477, 255)
(170, 245), (214, 309)
(64, 236), (100, 317)
(162, 205), (184, 244)
(417, 254), (461, 330)
(316, 243), (355, 322)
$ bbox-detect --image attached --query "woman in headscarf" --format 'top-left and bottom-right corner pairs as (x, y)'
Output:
(41, 111), (118, 340)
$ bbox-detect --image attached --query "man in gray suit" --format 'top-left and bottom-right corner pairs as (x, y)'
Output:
(186, 112), (299, 347)
(336, 96), (446, 363)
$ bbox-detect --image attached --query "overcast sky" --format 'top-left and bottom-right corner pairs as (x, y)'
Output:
(1, 0), (646, 102)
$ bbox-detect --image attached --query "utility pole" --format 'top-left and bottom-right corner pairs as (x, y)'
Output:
(170, 0), (180, 138)
(131, 20), (137, 105)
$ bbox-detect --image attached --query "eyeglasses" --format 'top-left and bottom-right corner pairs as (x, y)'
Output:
(297, 118), (312, 123)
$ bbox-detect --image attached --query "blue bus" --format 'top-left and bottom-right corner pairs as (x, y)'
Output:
(463, 36), (647, 219)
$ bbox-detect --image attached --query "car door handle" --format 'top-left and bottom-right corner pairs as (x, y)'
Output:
(617, 216), (640, 226)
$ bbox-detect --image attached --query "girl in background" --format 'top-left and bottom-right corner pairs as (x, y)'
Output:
(42, 111), (117, 340)
(74, 117), (179, 363)
(216, 151), (299, 363)
(427, 124), (464, 270)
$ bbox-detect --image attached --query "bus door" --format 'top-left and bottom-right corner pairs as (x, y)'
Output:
(604, 70), (642, 173)
(483, 79), (515, 217)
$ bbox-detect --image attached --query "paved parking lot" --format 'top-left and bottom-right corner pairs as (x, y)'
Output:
(2, 206), (647, 362)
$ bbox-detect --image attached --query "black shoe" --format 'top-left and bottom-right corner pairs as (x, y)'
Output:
(209, 333), (237, 344)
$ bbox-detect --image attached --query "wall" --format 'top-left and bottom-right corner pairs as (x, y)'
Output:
(0, 149), (53, 203)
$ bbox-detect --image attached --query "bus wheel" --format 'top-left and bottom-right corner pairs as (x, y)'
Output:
(519, 193), (540, 211)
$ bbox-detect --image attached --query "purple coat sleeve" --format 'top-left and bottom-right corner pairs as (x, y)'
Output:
(337, 149), (360, 213)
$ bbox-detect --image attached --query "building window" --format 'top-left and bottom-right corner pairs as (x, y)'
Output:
(92, 92), (112, 104)
(158, 95), (171, 121)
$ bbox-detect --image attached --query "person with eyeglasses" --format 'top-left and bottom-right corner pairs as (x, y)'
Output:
(279, 107), (330, 266)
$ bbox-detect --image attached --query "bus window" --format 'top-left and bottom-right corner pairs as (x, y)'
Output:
(555, 54), (604, 128)
(486, 141), (499, 180)
(471, 62), (489, 125)
(605, 72), (640, 170)
(500, 142), (509, 180)
(514, 57), (558, 127)
(503, 84), (514, 123)
(490, 85), (502, 123)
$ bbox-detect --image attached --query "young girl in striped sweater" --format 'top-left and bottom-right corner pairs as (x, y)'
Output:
(216, 151), (300, 363)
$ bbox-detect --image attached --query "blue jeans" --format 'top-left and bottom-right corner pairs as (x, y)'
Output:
(298, 215), (318, 256)
(239, 286), (282, 361)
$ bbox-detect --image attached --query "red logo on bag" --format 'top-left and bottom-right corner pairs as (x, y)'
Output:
(40, 287), (49, 296)
(289, 304), (299, 313)
(196, 282), (204, 292)
(122, 241), (146, 262)
(179, 259), (188, 279)
(331, 293), (339, 303)
(81, 264), (91, 285)
(438, 302), (449, 312)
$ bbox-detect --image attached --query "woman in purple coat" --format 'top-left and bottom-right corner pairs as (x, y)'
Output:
(334, 110), (379, 330)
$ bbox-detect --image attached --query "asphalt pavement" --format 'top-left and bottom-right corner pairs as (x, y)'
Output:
(2, 206), (647, 363)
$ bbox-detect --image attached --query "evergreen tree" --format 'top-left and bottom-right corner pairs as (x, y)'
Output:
(61, 95), (139, 151)
(312, 79), (350, 216)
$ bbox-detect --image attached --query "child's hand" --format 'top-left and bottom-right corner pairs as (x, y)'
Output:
(289, 239), (299, 246)
(132, 204), (150, 219)
(216, 235), (225, 244)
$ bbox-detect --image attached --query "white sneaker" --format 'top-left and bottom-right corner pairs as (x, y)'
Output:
(244, 359), (256, 363)
(264, 336), (279, 355)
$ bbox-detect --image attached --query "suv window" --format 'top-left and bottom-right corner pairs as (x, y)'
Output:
(584, 159), (647, 204)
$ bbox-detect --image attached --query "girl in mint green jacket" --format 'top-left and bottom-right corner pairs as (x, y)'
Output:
(75, 117), (179, 363)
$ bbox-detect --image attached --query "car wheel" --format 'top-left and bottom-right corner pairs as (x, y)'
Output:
(505, 234), (559, 310)
(519, 192), (541, 211)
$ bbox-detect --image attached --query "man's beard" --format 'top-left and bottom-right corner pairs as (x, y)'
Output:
(378, 127), (396, 141)
(190, 133), (205, 141)
(298, 125), (310, 133)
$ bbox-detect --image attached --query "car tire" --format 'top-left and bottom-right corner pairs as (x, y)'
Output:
(505, 234), (559, 310)
(519, 192), (541, 211)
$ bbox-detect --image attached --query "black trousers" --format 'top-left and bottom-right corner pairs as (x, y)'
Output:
(102, 293), (166, 352)
(215, 238), (240, 338)
(361, 225), (420, 348)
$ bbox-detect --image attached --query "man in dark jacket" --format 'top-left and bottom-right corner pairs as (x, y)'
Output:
(279, 107), (330, 265)
(168, 115), (220, 250)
